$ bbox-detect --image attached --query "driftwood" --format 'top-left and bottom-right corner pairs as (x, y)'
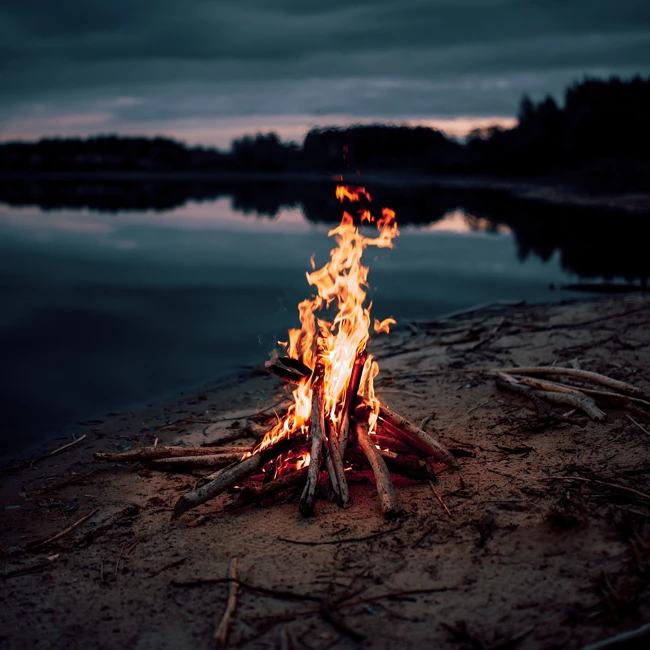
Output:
(299, 369), (326, 517)
(505, 366), (647, 398)
(355, 421), (401, 519)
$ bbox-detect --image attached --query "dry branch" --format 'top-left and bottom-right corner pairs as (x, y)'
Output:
(150, 453), (243, 469)
(532, 390), (606, 421)
(28, 508), (99, 548)
(299, 370), (326, 517)
(94, 446), (247, 462)
(215, 558), (239, 647)
(355, 420), (402, 519)
(505, 366), (647, 398)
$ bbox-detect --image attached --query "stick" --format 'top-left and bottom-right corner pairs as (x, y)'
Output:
(150, 453), (244, 469)
(372, 403), (458, 468)
(215, 558), (239, 647)
(225, 467), (308, 510)
(495, 374), (572, 420)
(355, 420), (402, 520)
(299, 370), (325, 518)
(429, 482), (453, 518)
(533, 390), (606, 421)
(28, 508), (99, 548)
(540, 476), (650, 503)
(94, 446), (248, 462)
(173, 455), (261, 518)
(504, 374), (589, 398)
(371, 431), (419, 454)
(626, 414), (650, 436)
(580, 621), (650, 650)
(505, 366), (647, 398)
(44, 434), (87, 459)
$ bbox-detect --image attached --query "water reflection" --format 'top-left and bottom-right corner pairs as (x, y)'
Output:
(0, 182), (645, 453)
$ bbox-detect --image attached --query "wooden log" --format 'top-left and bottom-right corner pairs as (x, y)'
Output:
(225, 467), (308, 510)
(150, 453), (243, 469)
(338, 348), (368, 457)
(327, 424), (350, 507)
(173, 454), (262, 518)
(172, 435), (296, 518)
(265, 363), (305, 385)
(299, 369), (326, 517)
(278, 357), (313, 377)
(355, 421), (402, 520)
(358, 403), (457, 468)
(94, 446), (247, 462)
(372, 429), (420, 454)
(346, 447), (432, 481)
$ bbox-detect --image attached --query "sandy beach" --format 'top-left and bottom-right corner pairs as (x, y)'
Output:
(2, 294), (650, 650)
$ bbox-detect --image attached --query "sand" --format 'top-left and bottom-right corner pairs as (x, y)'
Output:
(2, 294), (650, 650)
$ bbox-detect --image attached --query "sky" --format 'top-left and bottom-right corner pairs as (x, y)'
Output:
(0, 0), (649, 148)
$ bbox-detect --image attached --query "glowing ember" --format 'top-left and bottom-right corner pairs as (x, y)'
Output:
(253, 184), (399, 475)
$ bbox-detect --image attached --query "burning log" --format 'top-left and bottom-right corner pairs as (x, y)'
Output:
(337, 348), (368, 458)
(299, 368), (326, 517)
(346, 447), (434, 481)
(355, 420), (401, 519)
(356, 403), (458, 468)
(225, 467), (308, 510)
(172, 435), (299, 518)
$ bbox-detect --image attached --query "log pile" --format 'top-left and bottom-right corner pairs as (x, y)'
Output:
(96, 348), (457, 521)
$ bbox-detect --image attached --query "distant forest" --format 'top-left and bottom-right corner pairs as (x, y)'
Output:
(1, 76), (649, 192)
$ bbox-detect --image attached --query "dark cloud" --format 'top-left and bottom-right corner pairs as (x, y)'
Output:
(0, 0), (649, 140)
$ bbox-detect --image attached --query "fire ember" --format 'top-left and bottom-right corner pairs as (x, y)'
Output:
(97, 184), (457, 519)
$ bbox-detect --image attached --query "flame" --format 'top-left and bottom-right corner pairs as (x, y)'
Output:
(252, 185), (399, 472)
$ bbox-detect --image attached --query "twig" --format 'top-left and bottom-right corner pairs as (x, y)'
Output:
(540, 476), (650, 503)
(28, 508), (99, 548)
(278, 527), (399, 546)
(467, 399), (489, 415)
(429, 482), (453, 518)
(419, 413), (436, 431)
(413, 523), (438, 548)
(626, 414), (650, 436)
(150, 453), (243, 469)
(43, 434), (87, 459)
(215, 558), (239, 647)
(321, 596), (364, 643)
(209, 397), (291, 423)
(580, 621), (650, 650)
(150, 557), (187, 577)
(340, 585), (453, 608)
(171, 577), (322, 603)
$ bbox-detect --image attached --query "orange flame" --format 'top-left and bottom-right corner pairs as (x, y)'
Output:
(253, 185), (399, 472)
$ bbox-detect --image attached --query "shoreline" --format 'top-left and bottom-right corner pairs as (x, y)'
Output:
(2, 293), (650, 648)
(1, 169), (649, 214)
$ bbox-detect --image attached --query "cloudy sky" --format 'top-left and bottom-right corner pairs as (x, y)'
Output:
(1, 0), (649, 148)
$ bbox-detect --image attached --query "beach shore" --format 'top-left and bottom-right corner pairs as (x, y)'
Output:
(2, 294), (650, 649)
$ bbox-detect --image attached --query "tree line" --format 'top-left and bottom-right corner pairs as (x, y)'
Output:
(1, 76), (649, 191)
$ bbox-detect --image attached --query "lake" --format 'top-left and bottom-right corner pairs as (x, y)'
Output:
(0, 182), (639, 454)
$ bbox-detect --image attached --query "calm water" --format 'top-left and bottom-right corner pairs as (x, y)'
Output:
(0, 197), (584, 453)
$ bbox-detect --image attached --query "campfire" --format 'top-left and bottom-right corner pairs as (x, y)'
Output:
(97, 185), (457, 519)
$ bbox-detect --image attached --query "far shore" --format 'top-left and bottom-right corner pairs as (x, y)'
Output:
(2, 169), (649, 214)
